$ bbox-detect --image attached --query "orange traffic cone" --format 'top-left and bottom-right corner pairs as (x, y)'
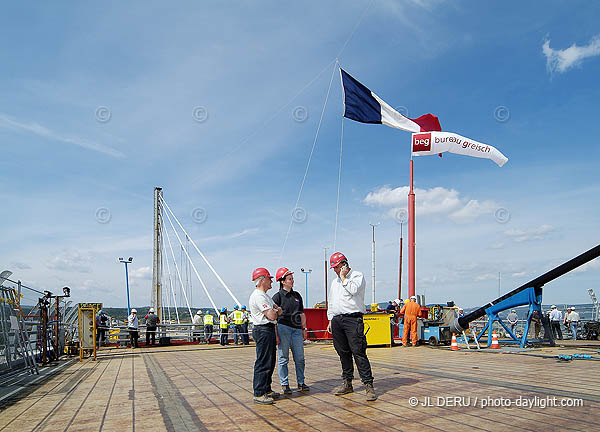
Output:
(451, 333), (459, 351)
(490, 331), (500, 349)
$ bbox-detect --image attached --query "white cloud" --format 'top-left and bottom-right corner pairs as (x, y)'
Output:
(197, 228), (259, 243)
(10, 261), (32, 270)
(46, 250), (93, 273)
(448, 199), (498, 223)
(130, 266), (153, 280)
(543, 35), (600, 74)
(489, 243), (504, 250)
(364, 185), (498, 223)
(511, 271), (526, 278)
(504, 225), (554, 243)
(474, 273), (497, 282)
(81, 279), (99, 291)
(0, 112), (124, 159)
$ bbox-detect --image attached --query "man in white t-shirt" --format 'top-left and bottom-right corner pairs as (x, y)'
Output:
(249, 267), (283, 405)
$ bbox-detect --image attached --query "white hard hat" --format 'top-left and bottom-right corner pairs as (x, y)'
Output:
(149, 308), (155, 313)
(131, 309), (137, 313)
(569, 306), (575, 310)
(196, 310), (202, 315)
(551, 305), (556, 309)
(410, 295), (417, 300)
(393, 298), (401, 305)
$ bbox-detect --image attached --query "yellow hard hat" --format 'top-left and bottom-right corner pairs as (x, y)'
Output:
(404, 299), (410, 304)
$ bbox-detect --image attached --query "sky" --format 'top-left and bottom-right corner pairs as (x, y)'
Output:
(1, 1), (600, 314)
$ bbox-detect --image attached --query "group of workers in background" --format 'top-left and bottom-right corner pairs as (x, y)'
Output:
(548, 305), (581, 340)
(386, 297), (422, 347)
(191, 305), (252, 345)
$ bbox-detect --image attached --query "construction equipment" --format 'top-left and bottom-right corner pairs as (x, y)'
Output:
(397, 304), (456, 346)
(4, 286), (39, 374)
(588, 289), (599, 321)
(363, 312), (393, 346)
(450, 244), (600, 348)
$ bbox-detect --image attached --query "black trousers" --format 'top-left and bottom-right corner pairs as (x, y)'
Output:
(96, 328), (106, 347)
(146, 326), (157, 345)
(128, 329), (139, 347)
(241, 323), (250, 345)
(331, 314), (373, 384)
(204, 325), (213, 342)
(252, 324), (276, 397)
(551, 321), (563, 340)
(220, 327), (228, 345)
(234, 324), (244, 344)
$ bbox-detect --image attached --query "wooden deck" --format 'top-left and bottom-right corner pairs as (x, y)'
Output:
(1, 341), (599, 431)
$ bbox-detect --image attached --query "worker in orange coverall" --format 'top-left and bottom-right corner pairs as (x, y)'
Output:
(400, 296), (421, 347)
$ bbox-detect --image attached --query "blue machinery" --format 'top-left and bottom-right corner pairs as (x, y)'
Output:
(450, 244), (600, 348)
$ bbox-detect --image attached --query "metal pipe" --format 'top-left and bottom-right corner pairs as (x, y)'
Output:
(398, 223), (403, 301)
(408, 160), (416, 299)
(450, 244), (600, 333)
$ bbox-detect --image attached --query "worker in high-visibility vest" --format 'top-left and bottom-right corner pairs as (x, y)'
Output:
(400, 296), (421, 347)
(203, 311), (214, 343)
(241, 305), (250, 345)
(228, 305), (244, 344)
(219, 307), (230, 345)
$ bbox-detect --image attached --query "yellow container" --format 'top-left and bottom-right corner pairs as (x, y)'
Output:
(363, 313), (393, 346)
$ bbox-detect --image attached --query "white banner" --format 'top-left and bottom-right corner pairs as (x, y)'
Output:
(412, 131), (508, 167)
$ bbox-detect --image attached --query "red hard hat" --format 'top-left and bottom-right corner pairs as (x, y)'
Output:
(252, 267), (273, 281)
(276, 267), (294, 281)
(330, 252), (347, 268)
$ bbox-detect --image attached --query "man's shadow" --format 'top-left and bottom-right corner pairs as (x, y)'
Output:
(300, 375), (419, 396)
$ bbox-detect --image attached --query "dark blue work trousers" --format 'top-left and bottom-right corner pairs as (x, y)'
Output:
(252, 324), (276, 397)
(241, 323), (250, 345)
(331, 314), (373, 384)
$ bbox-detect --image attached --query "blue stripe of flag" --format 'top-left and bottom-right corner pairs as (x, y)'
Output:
(340, 68), (383, 125)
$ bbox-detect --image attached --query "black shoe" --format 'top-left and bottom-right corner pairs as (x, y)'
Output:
(282, 385), (293, 395)
(297, 383), (310, 392)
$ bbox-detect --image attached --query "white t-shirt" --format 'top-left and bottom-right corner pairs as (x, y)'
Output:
(249, 288), (277, 325)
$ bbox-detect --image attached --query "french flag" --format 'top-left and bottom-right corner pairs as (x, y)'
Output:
(340, 68), (441, 133)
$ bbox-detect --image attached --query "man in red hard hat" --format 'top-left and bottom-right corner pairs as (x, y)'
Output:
(326, 253), (377, 401)
(249, 267), (283, 405)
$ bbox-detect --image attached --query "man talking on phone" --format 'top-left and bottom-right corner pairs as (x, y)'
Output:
(326, 252), (377, 401)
